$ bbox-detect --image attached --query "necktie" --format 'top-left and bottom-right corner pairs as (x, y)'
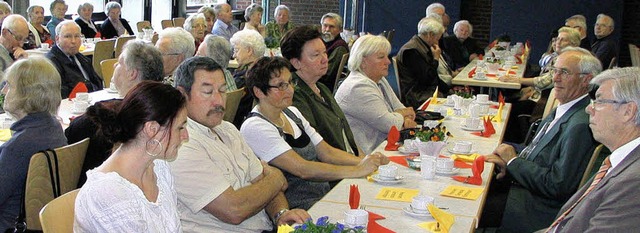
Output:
(70, 55), (90, 82)
(546, 157), (611, 232)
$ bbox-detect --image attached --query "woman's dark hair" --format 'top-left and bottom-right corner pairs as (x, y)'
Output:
(87, 81), (186, 144)
(245, 56), (293, 101)
(280, 25), (322, 61)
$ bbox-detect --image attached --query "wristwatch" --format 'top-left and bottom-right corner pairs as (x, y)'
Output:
(273, 208), (289, 224)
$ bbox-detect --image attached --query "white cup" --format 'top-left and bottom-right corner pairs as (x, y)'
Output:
(75, 92), (89, 102)
(378, 164), (398, 179)
(73, 101), (89, 112)
(446, 95), (455, 105)
(475, 71), (486, 79)
(452, 141), (473, 154)
(478, 104), (489, 115)
(411, 195), (434, 214)
(344, 209), (368, 227)
(420, 155), (436, 180)
(468, 103), (481, 117)
(436, 157), (454, 172)
(476, 94), (489, 103)
(40, 43), (50, 49)
(465, 117), (481, 129)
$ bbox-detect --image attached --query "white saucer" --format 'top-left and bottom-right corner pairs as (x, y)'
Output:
(71, 108), (86, 114)
(461, 125), (484, 131)
(73, 97), (92, 103)
(436, 168), (460, 176)
(476, 101), (491, 105)
(107, 88), (118, 93)
(473, 76), (488, 81)
(403, 206), (431, 218)
(398, 146), (418, 154)
(447, 148), (475, 155)
(372, 174), (403, 184)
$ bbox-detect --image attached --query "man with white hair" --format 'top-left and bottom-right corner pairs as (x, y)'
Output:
(211, 3), (238, 41)
(441, 20), (484, 70)
(320, 12), (348, 91)
(196, 34), (237, 91)
(155, 27), (195, 85)
(425, 2), (445, 17)
(0, 14), (28, 72)
(565, 14), (590, 50)
(591, 13), (617, 69)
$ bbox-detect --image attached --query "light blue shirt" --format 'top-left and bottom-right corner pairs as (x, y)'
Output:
(211, 19), (238, 41)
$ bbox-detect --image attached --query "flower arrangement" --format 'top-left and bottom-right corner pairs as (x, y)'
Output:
(452, 86), (474, 99)
(415, 125), (452, 142)
(279, 216), (364, 233)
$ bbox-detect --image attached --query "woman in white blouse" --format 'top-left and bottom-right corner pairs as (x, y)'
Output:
(74, 82), (188, 232)
(334, 35), (418, 154)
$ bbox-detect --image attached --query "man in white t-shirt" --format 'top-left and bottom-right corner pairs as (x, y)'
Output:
(170, 56), (310, 232)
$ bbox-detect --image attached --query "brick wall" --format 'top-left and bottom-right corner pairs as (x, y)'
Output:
(235, 0), (340, 25)
(461, 0), (492, 48)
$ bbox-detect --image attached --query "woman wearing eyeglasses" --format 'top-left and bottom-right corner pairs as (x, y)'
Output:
(240, 57), (388, 210)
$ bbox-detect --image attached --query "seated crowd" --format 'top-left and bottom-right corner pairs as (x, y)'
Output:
(0, 1), (637, 233)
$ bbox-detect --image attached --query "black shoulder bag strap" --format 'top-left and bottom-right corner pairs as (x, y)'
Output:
(246, 108), (304, 138)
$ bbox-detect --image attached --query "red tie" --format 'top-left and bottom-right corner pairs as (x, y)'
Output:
(546, 157), (611, 232)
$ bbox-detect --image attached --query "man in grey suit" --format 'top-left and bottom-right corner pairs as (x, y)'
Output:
(544, 67), (640, 232)
(486, 47), (602, 232)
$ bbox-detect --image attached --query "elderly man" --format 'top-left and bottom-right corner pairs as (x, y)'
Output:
(46, 0), (67, 36)
(564, 14), (590, 50)
(46, 21), (102, 98)
(485, 47), (601, 232)
(591, 13), (617, 69)
(170, 56), (309, 232)
(543, 67), (640, 232)
(319, 12), (348, 91)
(441, 20), (484, 70)
(425, 2), (445, 17)
(0, 2), (11, 26)
(65, 40), (163, 187)
(196, 34), (237, 91)
(0, 14), (28, 72)
(155, 27), (195, 85)
(397, 17), (446, 109)
(211, 3), (238, 41)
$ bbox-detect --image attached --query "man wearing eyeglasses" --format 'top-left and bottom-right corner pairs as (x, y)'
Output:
(485, 47), (602, 232)
(542, 67), (640, 232)
(0, 14), (29, 72)
(155, 27), (195, 85)
(45, 20), (102, 98)
(564, 15), (590, 50)
(591, 14), (617, 69)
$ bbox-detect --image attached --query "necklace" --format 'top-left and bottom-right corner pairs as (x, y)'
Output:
(274, 113), (286, 128)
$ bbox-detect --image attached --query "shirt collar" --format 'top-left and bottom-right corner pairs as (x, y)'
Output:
(609, 136), (640, 170)
(554, 94), (587, 120)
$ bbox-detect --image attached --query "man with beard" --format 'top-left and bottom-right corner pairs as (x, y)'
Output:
(319, 13), (348, 91)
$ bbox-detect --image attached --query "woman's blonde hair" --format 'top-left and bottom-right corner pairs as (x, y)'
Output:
(348, 34), (391, 73)
(4, 57), (61, 115)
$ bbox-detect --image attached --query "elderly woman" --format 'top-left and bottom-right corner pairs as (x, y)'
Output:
(281, 25), (363, 158)
(240, 57), (387, 210)
(0, 2), (11, 26)
(243, 3), (265, 36)
(0, 57), (67, 230)
(441, 20), (484, 70)
(397, 17), (447, 108)
(74, 81), (187, 232)
(229, 29), (265, 127)
(265, 5), (294, 47)
(46, 0), (67, 36)
(196, 34), (236, 91)
(184, 13), (206, 49)
(335, 35), (418, 154)
(24, 5), (52, 49)
(100, 1), (134, 39)
(197, 6), (215, 35)
(75, 2), (100, 38)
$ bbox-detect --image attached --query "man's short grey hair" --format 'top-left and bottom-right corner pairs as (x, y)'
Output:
(558, 27), (581, 47)
(591, 67), (640, 125)
(77, 2), (93, 15)
(198, 6), (215, 19)
(201, 34), (232, 68)
(55, 20), (80, 36)
(244, 3), (263, 21)
(183, 13), (205, 32)
(274, 5), (290, 18)
(2, 14), (27, 31)
(122, 40), (164, 82)
(26, 5), (44, 19)
(425, 3), (445, 16)
(321, 12), (343, 30)
(212, 3), (228, 15)
(0, 2), (11, 14)
(453, 20), (473, 35)
(565, 14), (587, 31)
(596, 13), (614, 28)
(230, 29), (266, 60)
(425, 13), (442, 24)
(104, 1), (121, 14)
(418, 17), (444, 36)
(157, 27), (196, 60)
(348, 34), (391, 73)
(560, 46), (603, 77)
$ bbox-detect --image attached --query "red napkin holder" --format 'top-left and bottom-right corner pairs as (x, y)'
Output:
(468, 67), (477, 78)
(385, 126), (400, 151)
(349, 184), (360, 209)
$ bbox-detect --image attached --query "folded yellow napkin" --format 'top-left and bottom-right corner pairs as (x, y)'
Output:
(451, 153), (479, 163)
(418, 204), (455, 232)
(277, 224), (294, 233)
(0, 129), (11, 141)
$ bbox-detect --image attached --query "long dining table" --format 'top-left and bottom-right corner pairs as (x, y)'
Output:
(306, 99), (512, 232)
(451, 52), (530, 90)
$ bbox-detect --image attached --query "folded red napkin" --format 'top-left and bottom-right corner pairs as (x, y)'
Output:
(515, 55), (522, 64)
(471, 131), (492, 138)
(452, 156), (485, 185)
(468, 67), (476, 78)
(498, 91), (504, 104)
(490, 104), (500, 109)
(388, 156), (409, 167)
(384, 126), (400, 151)
(367, 211), (394, 233)
(69, 82), (88, 99)
(349, 185), (360, 209)
(478, 54), (484, 60)
(420, 99), (430, 111)
(454, 160), (473, 169)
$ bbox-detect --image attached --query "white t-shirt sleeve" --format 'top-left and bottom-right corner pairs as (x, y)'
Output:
(241, 115), (293, 162)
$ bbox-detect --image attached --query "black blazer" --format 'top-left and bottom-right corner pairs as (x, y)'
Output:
(100, 18), (134, 39)
(441, 35), (484, 70)
(45, 45), (104, 98)
(75, 17), (100, 38)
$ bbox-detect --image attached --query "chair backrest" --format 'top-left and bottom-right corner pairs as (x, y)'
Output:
(542, 88), (558, 119)
(386, 29), (395, 42)
(136, 20), (151, 32)
(114, 35), (136, 58)
(92, 39), (116, 80)
(39, 189), (79, 233)
(223, 87), (246, 122)
(173, 17), (185, 28)
(24, 138), (89, 231)
(333, 52), (350, 93)
(629, 44), (640, 67)
(391, 56), (402, 100)
(608, 56), (617, 69)
(100, 58), (118, 88)
(579, 144), (607, 188)
(161, 19), (174, 29)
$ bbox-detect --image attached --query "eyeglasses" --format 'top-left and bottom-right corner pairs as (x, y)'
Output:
(588, 87), (629, 110)
(61, 34), (83, 40)
(268, 80), (296, 91)
(550, 67), (589, 79)
(6, 29), (26, 43)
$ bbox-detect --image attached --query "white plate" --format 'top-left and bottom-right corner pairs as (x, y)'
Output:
(398, 146), (418, 154)
(107, 88), (118, 93)
(461, 125), (484, 131)
(473, 76), (488, 81)
(436, 168), (460, 176)
(372, 174), (403, 184)
(403, 206), (431, 218)
(447, 148), (475, 155)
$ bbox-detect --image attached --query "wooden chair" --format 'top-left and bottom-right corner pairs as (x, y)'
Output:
(151, 33), (159, 44)
(39, 189), (79, 233)
(579, 144), (607, 188)
(542, 88), (558, 119)
(173, 17), (186, 28)
(629, 44), (640, 67)
(91, 39), (116, 80)
(391, 56), (402, 100)
(608, 57), (617, 69)
(24, 138), (89, 231)
(114, 35), (136, 58)
(223, 87), (246, 122)
(333, 53), (349, 93)
(136, 20), (151, 32)
(100, 58), (118, 88)
(161, 19), (173, 29)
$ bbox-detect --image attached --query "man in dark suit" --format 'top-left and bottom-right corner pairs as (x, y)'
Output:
(46, 20), (103, 98)
(591, 14), (617, 69)
(543, 67), (640, 232)
(441, 20), (484, 71)
(485, 47), (602, 232)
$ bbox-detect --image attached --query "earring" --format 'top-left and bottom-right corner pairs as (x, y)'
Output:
(145, 139), (163, 157)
